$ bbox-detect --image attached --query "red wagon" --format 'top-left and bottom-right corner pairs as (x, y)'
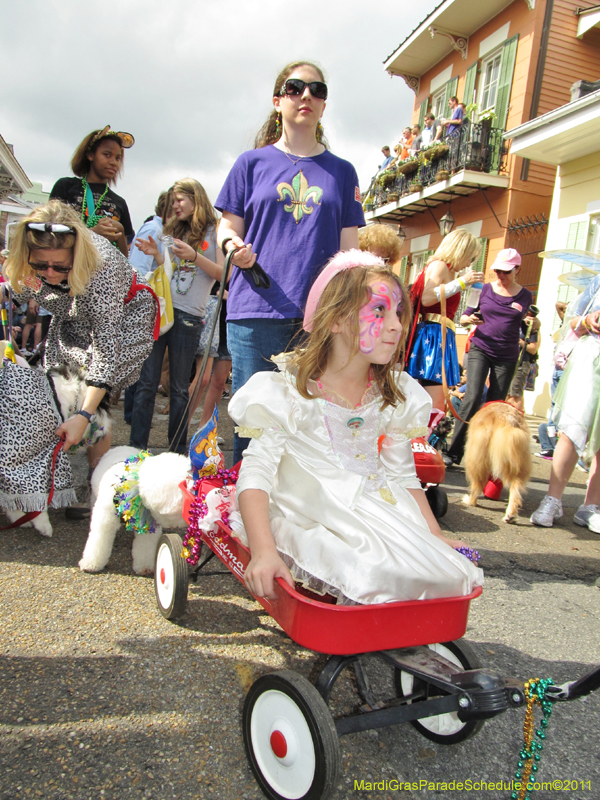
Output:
(154, 478), (528, 800)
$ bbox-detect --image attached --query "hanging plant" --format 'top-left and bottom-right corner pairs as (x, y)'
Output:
(377, 168), (397, 188)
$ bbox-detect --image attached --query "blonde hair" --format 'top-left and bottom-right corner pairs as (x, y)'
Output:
(426, 228), (481, 272)
(4, 201), (100, 297)
(292, 266), (412, 408)
(71, 130), (125, 183)
(358, 224), (402, 265)
(254, 61), (330, 150)
(163, 178), (218, 251)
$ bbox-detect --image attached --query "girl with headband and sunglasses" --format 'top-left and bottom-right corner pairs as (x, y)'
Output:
(228, 250), (482, 604)
(50, 126), (135, 257)
(3, 201), (159, 471)
(216, 61), (365, 463)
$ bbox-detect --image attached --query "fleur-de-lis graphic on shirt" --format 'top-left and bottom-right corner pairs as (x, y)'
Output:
(277, 170), (323, 223)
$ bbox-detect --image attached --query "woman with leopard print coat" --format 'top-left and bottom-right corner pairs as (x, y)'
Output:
(3, 201), (159, 469)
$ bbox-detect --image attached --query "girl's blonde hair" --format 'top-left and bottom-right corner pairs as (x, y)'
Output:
(358, 224), (402, 265)
(293, 267), (412, 408)
(71, 130), (125, 184)
(163, 178), (218, 251)
(4, 201), (100, 297)
(254, 60), (330, 150)
(426, 228), (481, 271)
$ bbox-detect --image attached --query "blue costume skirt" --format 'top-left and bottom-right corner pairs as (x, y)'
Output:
(406, 321), (460, 386)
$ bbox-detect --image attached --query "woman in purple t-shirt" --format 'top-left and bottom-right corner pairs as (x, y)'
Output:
(444, 248), (533, 465)
(216, 60), (365, 462)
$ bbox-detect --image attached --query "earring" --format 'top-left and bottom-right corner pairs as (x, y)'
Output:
(316, 121), (323, 142)
(275, 111), (282, 139)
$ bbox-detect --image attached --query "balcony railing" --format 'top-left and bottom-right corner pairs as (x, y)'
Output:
(368, 123), (509, 210)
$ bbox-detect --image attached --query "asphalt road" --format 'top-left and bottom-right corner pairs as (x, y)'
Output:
(1, 398), (599, 800)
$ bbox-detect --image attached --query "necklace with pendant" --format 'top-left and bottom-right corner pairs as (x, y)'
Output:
(280, 142), (320, 167)
(81, 177), (109, 228)
(174, 260), (197, 295)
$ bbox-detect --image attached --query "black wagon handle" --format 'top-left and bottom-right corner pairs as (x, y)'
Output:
(221, 238), (271, 289)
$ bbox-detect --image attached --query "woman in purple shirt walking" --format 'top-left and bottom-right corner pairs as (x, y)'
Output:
(444, 248), (533, 466)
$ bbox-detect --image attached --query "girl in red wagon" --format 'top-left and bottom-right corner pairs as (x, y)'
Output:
(228, 250), (483, 604)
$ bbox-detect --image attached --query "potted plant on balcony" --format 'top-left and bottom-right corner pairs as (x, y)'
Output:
(435, 168), (450, 181)
(377, 168), (397, 189)
(397, 156), (419, 176)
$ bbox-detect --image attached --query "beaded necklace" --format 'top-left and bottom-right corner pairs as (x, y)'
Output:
(511, 677), (554, 800)
(174, 260), (197, 295)
(81, 176), (109, 228)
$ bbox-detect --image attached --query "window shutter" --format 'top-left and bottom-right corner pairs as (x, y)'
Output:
(463, 61), (478, 107)
(399, 255), (409, 283)
(494, 35), (519, 130)
(444, 76), (459, 110)
(455, 238), (488, 323)
(556, 221), (590, 317)
(418, 98), (429, 129)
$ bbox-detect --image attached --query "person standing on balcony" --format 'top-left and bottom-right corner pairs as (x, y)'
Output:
(406, 229), (483, 430)
(443, 97), (464, 138)
(421, 114), (443, 147)
(215, 60), (365, 463)
(379, 146), (393, 172)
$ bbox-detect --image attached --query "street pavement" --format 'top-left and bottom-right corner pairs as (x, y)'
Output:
(1, 398), (599, 800)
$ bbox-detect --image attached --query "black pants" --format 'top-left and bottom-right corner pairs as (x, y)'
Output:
(447, 344), (516, 463)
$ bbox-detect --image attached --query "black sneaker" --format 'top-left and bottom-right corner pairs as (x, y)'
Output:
(442, 453), (457, 468)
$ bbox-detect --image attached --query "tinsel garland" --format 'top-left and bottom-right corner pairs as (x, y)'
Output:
(113, 451), (158, 535)
(181, 467), (238, 565)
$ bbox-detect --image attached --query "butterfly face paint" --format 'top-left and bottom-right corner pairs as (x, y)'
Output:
(358, 280), (402, 355)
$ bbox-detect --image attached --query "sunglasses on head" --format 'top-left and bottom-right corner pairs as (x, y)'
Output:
(280, 79), (328, 101)
(28, 258), (72, 274)
(26, 223), (76, 234)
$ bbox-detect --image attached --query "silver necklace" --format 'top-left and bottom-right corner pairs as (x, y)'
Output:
(280, 142), (320, 166)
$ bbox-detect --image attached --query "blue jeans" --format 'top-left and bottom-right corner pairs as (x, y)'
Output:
(227, 318), (303, 463)
(130, 307), (203, 454)
(124, 381), (137, 423)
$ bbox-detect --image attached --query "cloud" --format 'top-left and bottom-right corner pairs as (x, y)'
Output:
(0, 0), (438, 230)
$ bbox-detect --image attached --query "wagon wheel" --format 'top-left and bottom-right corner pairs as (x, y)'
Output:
(154, 533), (189, 620)
(395, 640), (485, 744)
(243, 670), (341, 800)
(425, 485), (448, 519)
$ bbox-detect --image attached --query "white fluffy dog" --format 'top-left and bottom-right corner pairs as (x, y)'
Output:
(79, 446), (190, 574)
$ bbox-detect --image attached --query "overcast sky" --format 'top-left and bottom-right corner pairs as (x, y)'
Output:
(1, 0), (439, 232)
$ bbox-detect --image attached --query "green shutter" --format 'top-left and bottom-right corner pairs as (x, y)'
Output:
(418, 97), (429, 129)
(556, 221), (590, 310)
(399, 255), (409, 283)
(494, 34), (519, 130)
(444, 76), (459, 111)
(463, 61), (478, 107)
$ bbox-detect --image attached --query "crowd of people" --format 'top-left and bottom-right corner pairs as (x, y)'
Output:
(1, 59), (598, 609)
(374, 96), (467, 178)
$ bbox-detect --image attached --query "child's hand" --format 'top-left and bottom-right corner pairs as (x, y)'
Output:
(244, 551), (294, 600)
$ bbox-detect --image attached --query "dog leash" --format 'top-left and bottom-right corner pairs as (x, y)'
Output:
(440, 285), (468, 424)
(0, 436), (65, 530)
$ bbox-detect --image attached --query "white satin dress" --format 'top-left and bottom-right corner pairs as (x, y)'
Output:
(228, 359), (483, 605)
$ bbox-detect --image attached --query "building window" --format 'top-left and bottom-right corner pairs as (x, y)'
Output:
(479, 49), (502, 111)
(431, 86), (447, 120)
(408, 251), (428, 285)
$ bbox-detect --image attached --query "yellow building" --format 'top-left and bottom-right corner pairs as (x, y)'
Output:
(507, 86), (600, 416)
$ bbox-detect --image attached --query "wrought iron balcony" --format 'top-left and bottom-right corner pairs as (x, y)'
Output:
(367, 123), (509, 212)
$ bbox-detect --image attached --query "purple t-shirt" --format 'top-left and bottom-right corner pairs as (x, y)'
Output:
(447, 105), (463, 136)
(466, 282), (533, 362)
(215, 145), (365, 320)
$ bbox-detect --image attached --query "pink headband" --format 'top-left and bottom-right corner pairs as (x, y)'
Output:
(303, 249), (386, 332)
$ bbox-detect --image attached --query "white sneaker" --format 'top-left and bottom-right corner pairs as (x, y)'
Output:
(573, 503), (599, 527)
(587, 512), (600, 534)
(530, 496), (563, 527)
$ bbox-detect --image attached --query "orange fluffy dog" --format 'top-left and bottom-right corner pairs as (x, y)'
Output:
(462, 401), (532, 523)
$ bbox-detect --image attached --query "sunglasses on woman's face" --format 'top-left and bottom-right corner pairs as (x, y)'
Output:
(28, 259), (72, 274)
(280, 79), (328, 101)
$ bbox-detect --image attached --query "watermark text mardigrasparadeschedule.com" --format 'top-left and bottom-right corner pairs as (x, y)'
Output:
(353, 778), (593, 792)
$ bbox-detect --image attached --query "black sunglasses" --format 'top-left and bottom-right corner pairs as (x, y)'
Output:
(28, 259), (72, 274)
(280, 79), (328, 101)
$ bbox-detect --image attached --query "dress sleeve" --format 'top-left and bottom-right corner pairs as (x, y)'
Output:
(379, 372), (432, 491)
(228, 370), (300, 496)
(83, 239), (131, 389)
